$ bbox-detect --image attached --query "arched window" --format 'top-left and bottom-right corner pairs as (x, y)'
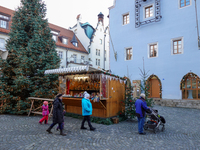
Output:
(180, 72), (200, 99)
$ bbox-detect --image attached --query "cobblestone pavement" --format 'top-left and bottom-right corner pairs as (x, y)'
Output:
(1, 105), (200, 150)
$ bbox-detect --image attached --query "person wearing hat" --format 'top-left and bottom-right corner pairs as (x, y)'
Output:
(46, 94), (66, 136)
(80, 91), (96, 131)
(135, 93), (150, 135)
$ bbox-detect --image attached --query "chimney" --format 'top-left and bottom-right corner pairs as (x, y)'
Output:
(98, 12), (104, 25)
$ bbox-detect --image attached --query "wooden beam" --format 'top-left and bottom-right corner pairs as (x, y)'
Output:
(28, 97), (54, 101)
(31, 111), (43, 115)
(28, 100), (34, 116)
(99, 100), (106, 110)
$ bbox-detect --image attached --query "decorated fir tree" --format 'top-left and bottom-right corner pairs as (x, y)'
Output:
(119, 77), (136, 120)
(0, 0), (60, 114)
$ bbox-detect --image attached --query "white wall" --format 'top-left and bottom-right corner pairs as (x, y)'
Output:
(0, 33), (9, 60)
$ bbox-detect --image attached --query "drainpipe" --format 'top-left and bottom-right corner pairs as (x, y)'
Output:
(66, 49), (68, 68)
(194, 0), (200, 49)
(104, 26), (109, 70)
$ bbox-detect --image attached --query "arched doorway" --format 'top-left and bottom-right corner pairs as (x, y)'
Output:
(147, 75), (162, 98)
(180, 72), (200, 99)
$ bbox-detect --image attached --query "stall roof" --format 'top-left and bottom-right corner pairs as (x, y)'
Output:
(44, 66), (104, 75)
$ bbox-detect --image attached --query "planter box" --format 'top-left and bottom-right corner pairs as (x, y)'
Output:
(112, 117), (119, 124)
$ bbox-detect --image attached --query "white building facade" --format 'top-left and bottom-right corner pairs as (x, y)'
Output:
(70, 13), (110, 70)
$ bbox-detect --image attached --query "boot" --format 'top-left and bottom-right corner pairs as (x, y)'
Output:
(90, 126), (96, 131)
(60, 130), (66, 136)
(46, 127), (53, 134)
(80, 126), (87, 130)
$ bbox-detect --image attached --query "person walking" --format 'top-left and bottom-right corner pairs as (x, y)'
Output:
(39, 101), (49, 124)
(46, 94), (66, 136)
(135, 93), (150, 135)
(80, 92), (96, 131)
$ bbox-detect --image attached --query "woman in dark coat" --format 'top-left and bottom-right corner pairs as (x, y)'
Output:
(46, 94), (66, 136)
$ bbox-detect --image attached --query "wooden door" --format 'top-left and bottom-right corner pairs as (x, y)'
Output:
(149, 78), (160, 98)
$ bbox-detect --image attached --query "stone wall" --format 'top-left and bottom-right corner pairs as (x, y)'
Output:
(153, 99), (200, 109)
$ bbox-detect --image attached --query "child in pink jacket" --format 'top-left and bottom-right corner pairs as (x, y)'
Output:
(39, 101), (49, 124)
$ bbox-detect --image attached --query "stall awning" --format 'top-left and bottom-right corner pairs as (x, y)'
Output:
(44, 66), (104, 75)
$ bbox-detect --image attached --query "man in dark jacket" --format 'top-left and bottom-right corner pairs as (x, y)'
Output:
(135, 93), (150, 135)
(46, 94), (66, 136)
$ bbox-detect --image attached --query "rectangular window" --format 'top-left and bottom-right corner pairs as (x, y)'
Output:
(58, 51), (63, 59)
(126, 48), (132, 60)
(72, 42), (78, 47)
(0, 38), (5, 50)
(149, 44), (157, 57)
(0, 20), (7, 29)
(0, 14), (10, 29)
(173, 38), (183, 54)
(96, 59), (100, 66)
(52, 35), (57, 42)
(62, 38), (68, 45)
(123, 13), (129, 25)
(96, 49), (100, 56)
(180, 0), (190, 8)
(100, 39), (102, 44)
(73, 54), (77, 63)
(81, 56), (85, 63)
(51, 30), (59, 42)
(145, 5), (153, 18)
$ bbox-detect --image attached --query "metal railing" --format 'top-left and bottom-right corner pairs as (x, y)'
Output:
(67, 58), (92, 65)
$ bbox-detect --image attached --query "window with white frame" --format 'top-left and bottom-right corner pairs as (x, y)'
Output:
(0, 38), (5, 50)
(72, 42), (78, 47)
(123, 13), (129, 25)
(96, 59), (100, 66)
(180, 0), (190, 8)
(0, 14), (10, 29)
(149, 43), (158, 57)
(51, 30), (59, 42)
(81, 56), (85, 60)
(172, 38), (183, 54)
(58, 51), (63, 59)
(62, 38), (68, 45)
(100, 39), (102, 44)
(73, 54), (77, 63)
(52, 35), (57, 42)
(145, 5), (153, 18)
(96, 49), (100, 56)
(126, 48), (132, 60)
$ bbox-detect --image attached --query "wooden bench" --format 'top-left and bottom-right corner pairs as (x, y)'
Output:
(28, 97), (54, 120)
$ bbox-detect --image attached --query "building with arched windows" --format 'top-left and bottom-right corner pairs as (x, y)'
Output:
(109, 0), (200, 100)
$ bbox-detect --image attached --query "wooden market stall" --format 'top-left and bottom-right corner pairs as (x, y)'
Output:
(44, 66), (126, 118)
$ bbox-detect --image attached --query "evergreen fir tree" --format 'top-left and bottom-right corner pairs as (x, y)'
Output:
(0, 0), (60, 114)
(119, 77), (136, 120)
(139, 58), (153, 107)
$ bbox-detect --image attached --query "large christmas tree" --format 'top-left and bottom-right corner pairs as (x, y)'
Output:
(0, 0), (60, 114)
